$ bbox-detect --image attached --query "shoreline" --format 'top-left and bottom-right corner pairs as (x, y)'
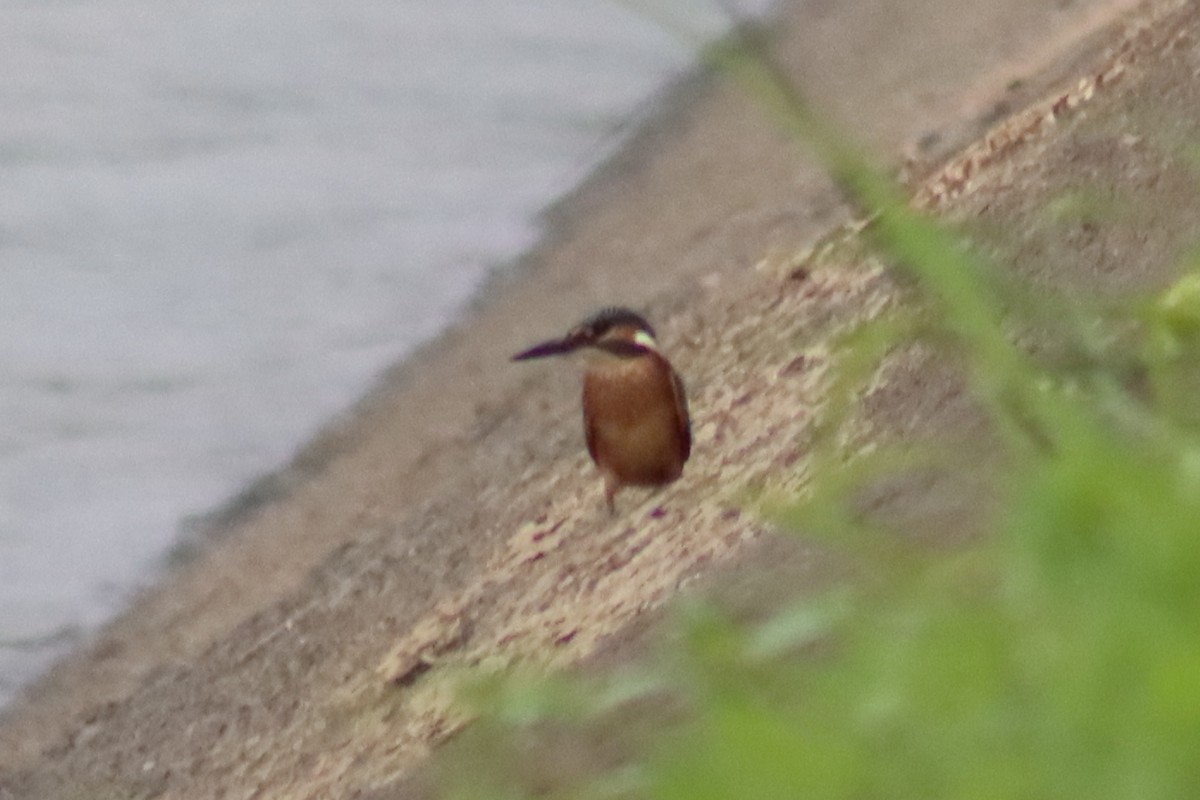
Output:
(134, 0), (1140, 563)
(172, 35), (722, 553)
(0, 0), (1158, 792)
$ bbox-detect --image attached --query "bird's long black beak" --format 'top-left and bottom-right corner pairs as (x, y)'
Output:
(511, 336), (581, 361)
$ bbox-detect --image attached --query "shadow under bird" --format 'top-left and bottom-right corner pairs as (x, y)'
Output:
(512, 307), (691, 513)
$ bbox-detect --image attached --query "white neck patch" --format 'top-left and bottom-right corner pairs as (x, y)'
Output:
(633, 330), (659, 352)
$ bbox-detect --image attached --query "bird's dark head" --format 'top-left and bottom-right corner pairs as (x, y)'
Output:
(512, 307), (659, 362)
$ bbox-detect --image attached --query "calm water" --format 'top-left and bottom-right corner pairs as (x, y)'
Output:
(0, 0), (750, 705)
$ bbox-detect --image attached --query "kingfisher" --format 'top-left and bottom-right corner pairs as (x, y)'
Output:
(512, 307), (691, 513)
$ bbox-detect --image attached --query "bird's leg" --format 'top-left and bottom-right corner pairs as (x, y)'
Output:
(603, 474), (619, 516)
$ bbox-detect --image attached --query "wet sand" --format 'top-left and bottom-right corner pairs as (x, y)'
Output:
(1, 0), (1184, 795)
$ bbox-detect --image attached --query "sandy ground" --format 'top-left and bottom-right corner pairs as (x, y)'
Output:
(3, 0), (1197, 795)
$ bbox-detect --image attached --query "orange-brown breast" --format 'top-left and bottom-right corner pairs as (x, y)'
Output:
(582, 353), (690, 487)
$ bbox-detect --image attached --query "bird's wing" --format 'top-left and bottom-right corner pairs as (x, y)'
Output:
(670, 367), (692, 461)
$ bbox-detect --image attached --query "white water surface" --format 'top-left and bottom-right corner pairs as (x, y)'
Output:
(0, 0), (753, 704)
